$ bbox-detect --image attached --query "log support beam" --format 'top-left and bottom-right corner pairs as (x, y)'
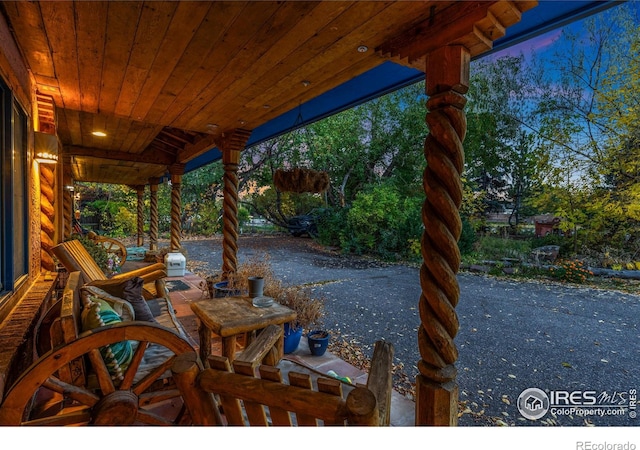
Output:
(416, 45), (469, 426)
(168, 165), (185, 252)
(149, 177), (160, 252)
(136, 185), (145, 247)
(61, 155), (73, 241)
(217, 129), (251, 279)
(39, 163), (57, 272)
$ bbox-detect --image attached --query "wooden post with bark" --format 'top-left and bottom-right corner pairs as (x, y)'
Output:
(217, 129), (251, 279)
(168, 164), (185, 253)
(136, 185), (145, 247)
(416, 45), (469, 426)
(148, 177), (160, 252)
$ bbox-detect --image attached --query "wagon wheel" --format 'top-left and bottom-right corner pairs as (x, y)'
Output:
(94, 236), (127, 267)
(0, 322), (201, 425)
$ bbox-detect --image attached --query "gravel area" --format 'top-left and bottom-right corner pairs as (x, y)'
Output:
(176, 233), (640, 427)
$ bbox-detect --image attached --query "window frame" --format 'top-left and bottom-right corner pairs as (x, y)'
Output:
(0, 75), (30, 294)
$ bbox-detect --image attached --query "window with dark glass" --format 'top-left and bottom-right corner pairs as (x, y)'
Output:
(0, 75), (29, 294)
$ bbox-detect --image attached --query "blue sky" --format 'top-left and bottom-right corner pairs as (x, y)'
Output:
(490, 0), (638, 62)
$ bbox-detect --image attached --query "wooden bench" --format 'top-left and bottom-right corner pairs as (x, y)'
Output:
(172, 339), (395, 426)
(0, 271), (208, 425)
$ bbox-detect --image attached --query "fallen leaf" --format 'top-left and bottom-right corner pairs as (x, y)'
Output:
(561, 362), (573, 368)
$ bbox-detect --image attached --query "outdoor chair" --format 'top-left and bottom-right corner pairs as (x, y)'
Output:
(50, 239), (169, 301)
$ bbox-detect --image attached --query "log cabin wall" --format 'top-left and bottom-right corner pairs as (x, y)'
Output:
(0, 10), (58, 402)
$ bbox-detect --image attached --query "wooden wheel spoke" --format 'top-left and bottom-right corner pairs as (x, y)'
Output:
(42, 377), (100, 407)
(120, 341), (149, 390)
(135, 408), (174, 425)
(22, 409), (92, 426)
(88, 348), (116, 395)
(133, 354), (176, 396)
(139, 389), (182, 406)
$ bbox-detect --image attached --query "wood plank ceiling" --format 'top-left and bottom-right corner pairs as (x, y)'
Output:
(1, 1), (536, 186)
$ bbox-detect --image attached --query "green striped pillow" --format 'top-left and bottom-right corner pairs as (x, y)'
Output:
(81, 298), (133, 382)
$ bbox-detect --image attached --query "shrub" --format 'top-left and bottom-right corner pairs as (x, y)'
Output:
(458, 217), (477, 256)
(550, 259), (593, 284)
(343, 183), (422, 260)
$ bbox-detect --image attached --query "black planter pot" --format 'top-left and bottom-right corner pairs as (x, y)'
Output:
(307, 330), (329, 356)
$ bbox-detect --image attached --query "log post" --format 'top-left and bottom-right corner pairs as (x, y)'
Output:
(61, 155), (73, 241)
(168, 165), (185, 252)
(217, 129), (251, 279)
(136, 185), (145, 247)
(40, 163), (57, 272)
(148, 177), (160, 251)
(416, 45), (469, 426)
(171, 352), (222, 425)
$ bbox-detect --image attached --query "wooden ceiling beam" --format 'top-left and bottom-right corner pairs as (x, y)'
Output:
(377, 1), (535, 67)
(177, 134), (219, 164)
(377, 1), (498, 62)
(64, 145), (175, 166)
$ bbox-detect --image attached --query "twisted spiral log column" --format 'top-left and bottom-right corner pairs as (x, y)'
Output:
(149, 179), (159, 251)
(40, 164), (57, 272)
(222, 162), (239, 278)
(63, 185), (73, 240)
(218, 130), (250, 280)
(136, 185), (145, 247)
(416, 46), (469, 426)
(170, 174), (183, 252)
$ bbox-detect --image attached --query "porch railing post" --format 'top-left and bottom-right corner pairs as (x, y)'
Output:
(416, 45), (469, 426)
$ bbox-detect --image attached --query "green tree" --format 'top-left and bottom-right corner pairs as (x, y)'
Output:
(534, 2), (640, 255)
(465, 55), (546, 225)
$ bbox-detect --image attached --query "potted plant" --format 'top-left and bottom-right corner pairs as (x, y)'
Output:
(271, 283), (324, 353)
(228, 255), (325, 353)
(307, 329), (330, 356)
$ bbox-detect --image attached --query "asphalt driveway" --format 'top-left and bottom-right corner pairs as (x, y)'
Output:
(181, 234), (639, 426)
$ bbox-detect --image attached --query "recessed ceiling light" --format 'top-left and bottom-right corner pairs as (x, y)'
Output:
(357, 45), (368, 53)
(92, 131), (107, 137)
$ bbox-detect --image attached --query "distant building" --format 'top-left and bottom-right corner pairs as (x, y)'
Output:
(533, 215), (561, 237)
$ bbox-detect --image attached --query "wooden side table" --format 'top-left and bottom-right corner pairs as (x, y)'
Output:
(190, 296), (296, 366)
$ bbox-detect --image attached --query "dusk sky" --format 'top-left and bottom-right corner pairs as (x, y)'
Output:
(489, 1), (638, 62)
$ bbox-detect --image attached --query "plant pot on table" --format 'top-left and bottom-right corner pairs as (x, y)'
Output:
(306, 330), (329, 356)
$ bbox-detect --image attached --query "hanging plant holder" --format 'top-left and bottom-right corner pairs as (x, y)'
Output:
(274, 168), (329, 193)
